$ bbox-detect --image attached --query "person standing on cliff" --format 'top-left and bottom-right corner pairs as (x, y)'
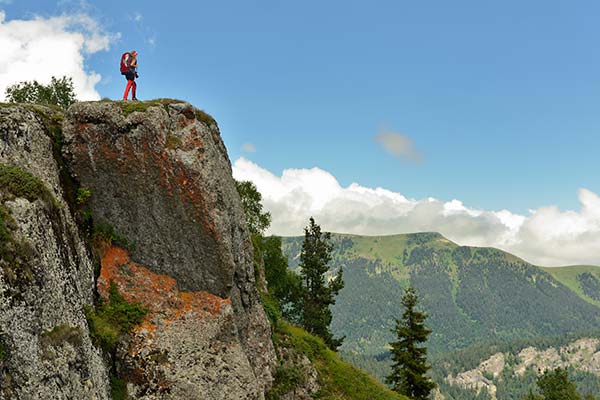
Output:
(120, 50), (139, 101)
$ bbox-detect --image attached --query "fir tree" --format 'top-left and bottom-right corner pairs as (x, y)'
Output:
(298, 217), (344, 350)
(536, 368), (581, 400)
(386, 287), (436, 400)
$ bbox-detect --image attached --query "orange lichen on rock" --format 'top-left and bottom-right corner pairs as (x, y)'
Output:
(98, 246), (231, 336)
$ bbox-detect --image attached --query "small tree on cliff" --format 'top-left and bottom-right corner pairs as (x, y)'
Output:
(5, 76), (76, 110)
(298, 217), (344, 351)
(235, 180), (271, 236)
(386, 287), (435, 399)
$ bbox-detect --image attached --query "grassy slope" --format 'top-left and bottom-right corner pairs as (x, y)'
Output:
(274, 321), (410, 400)
(542, 265), (600, 306)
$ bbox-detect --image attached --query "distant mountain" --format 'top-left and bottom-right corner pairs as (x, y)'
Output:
(281, 232), (600, 357)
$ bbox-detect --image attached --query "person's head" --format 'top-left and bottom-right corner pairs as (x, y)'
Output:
(131, 50), (138, 57)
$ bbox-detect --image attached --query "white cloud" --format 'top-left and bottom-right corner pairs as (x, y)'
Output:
(375, 131), (422, 163)
(132, 12), (143, 22)
(0, 11), (119, 101)
(242, 143), (256, 153)
(233, 157), (600, 267)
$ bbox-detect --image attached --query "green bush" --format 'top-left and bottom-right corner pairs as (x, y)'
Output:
(0, 164), (54, 205)
(93, 222), (132, 250)
(85, 282), (147, 352)
(111, 375), (128, 400)
(76, 188), (92, 205)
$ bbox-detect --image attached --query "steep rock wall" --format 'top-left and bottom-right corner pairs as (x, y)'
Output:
(0, 105), (110, 399)
(62, 101), (276, 399)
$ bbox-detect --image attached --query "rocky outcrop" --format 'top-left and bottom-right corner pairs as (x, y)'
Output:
(446, 338), (600, 398)
(62, 100), (276, 398)
(445, 353), (504, 399)
(0, 105), (109, 399)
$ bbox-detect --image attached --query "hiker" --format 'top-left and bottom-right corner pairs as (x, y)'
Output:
(120, 50), (139, 101)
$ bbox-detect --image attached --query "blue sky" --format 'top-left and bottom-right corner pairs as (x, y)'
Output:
(2, 1), (600, 264)
(3, 0), (600, 212)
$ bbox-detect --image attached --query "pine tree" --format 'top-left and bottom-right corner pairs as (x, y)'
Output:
(298, 217), (344, 350)
(386, 287), (436, 400)
(536, 368), (581, 400)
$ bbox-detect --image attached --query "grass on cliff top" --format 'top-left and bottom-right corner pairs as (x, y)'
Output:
(272, 321), (410, 400)
(115, 98), (217, 126)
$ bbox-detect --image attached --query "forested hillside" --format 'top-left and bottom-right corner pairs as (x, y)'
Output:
(282, 233), (600, 358)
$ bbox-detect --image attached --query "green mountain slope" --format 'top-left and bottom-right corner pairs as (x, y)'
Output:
(281, 233), (600, 357)
(542, 265), (600, 307)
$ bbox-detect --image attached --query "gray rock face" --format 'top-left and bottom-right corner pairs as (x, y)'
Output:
(63, 101), (276, 398)
(0, 105), (110, 399)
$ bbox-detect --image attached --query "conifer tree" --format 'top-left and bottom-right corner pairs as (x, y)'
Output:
(386, 287), (435, 399)
(536, 368), (581, 400)
(298, 217), (344, 350)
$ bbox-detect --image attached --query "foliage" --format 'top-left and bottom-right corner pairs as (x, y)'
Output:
(272, 321), (409, 400)
(298, 217), (344, 351)
(111, 376), (129, 400)
(75, 188), (92, 205)
(194, 109), (217, 127)
(263, 235), (303, 322)
(92, 222), (133, 250)
(0, 164), (56, 293)
(266, 365), (305, 400)
(386, 287), (435, 399)
(281, 233), (600, 358)
(535, 368), (582, 400)
(5, 76), (76, 109)
(84, 282), (147, 352)
(577, 272), (600, 302)
(0, 163), (55, 205)
(235, 180), (271, 235)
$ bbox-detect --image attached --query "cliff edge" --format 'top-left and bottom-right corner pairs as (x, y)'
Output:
(0, 100), (276, 399)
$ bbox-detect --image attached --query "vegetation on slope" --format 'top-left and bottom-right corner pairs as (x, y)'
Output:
(271, 321), (410, 400)
(282, 234), (600, 357)
(542, 266), (600, 306)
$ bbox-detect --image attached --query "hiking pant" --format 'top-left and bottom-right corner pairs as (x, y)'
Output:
(122, 71), (137, 100)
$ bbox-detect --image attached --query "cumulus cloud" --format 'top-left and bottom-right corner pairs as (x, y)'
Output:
(0, 10), (119, 101)
(242, 143), (256, 153)
(375, 131), (422, 163)
(233, 157), (600, 267)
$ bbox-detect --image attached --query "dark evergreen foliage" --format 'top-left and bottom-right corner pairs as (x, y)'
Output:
(298, 217), (344, 351)
(386, 287), (435, 400)
(535, 368), (582, 400)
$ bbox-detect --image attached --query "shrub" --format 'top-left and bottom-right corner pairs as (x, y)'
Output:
(0, 164), (54, 205)
(84, 281), (147, 352)
(76, 188), (92, 205)
(93, 222), (133, 250)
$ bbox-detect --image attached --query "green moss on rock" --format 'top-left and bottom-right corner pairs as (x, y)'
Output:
(0, 164), (54, 205)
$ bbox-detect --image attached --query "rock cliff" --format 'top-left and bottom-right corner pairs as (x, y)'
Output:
(0, 105), (109, 399)
(0, 100), (276, 399)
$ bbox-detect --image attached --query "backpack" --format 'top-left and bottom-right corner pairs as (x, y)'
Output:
(120, 52), (130, 73)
